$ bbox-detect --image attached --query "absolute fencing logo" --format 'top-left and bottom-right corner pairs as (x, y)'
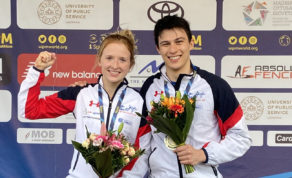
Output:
(227, 65), (292, 79)
(37, 0), (62, 25)
(242, 1), (268, 26)
(147, 1), (184, 23)
(240, 96), (264, 120)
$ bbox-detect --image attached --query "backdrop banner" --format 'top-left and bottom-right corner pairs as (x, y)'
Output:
(1, 0), (292, 177)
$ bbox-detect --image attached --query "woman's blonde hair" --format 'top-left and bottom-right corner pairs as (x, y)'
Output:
(97, 30), (137, 68)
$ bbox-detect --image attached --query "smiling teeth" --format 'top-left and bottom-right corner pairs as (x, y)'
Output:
(169, 56), (180, 60)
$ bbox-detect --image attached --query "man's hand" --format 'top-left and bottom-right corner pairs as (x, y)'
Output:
(174, 144), (206, 166)
(34, 51), (57, 70)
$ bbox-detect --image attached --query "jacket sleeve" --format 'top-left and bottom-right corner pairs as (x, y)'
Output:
(18, 66), (78, 119)
(203, 78), (252, 165)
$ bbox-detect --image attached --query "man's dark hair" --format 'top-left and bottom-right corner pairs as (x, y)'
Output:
(154, 15), (192, 47)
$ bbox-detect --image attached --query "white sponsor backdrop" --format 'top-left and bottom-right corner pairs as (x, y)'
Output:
(1, 0), (292, 178)
(17, 0), (113, 29)
(0, 0), (11, 29)
(120, 0), (216, 30)
(223, 0), (292, 30)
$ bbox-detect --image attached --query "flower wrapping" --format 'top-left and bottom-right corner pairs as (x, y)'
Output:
(72, 123), (144, 178)
(137, 91), (196, 174)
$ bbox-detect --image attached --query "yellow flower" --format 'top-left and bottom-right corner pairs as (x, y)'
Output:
(82, 139), (90, 149)
(128, 147), (136, 157)
(124, 157), (130, 164)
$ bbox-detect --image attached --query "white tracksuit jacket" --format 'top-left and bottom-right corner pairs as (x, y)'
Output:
(124, 63), (252, 178)
(18, 67), (151, 178)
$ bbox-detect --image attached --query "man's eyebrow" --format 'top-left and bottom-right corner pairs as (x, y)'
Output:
(159, 40), (170, 45)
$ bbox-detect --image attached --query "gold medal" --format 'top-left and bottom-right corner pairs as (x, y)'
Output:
(164, 136), (178, 150)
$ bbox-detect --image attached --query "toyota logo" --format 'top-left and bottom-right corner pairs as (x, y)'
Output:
(147, 1), (184, 23)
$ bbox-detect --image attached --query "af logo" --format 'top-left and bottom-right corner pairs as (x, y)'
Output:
(242, 1), (268, 26)
(227, 65), (254, 78)
(279, 35), (290, 47)
(147, 1), (184, 23)
(37, 0), (62, 25)
(240, 96), (264, 120)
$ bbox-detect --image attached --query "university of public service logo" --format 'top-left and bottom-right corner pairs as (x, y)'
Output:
(279, 35), (291, 47)
(147, 1), (184, 23)
(240, 96), (264, 120)
(242, 1), (268, 26)
(37, 0), (62, 25)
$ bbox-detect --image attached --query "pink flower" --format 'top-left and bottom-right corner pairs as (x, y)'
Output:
(110, 140), (124, 149)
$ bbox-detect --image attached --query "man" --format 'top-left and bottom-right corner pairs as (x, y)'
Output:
(135, 15), (251, 178)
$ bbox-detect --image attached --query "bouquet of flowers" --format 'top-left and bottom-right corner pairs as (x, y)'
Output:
(137, 91), (196, 174)
(72, 123), (144, 178)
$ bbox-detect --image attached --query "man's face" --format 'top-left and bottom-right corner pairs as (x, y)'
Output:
(156, 28), (194, 77)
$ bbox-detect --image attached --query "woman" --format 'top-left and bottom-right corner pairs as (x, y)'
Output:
(18, 30), (149, 178)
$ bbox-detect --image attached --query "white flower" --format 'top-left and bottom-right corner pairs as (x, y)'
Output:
(93, 138), (103, 147)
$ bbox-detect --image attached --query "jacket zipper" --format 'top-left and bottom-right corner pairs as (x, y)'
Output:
(148, 147), (157, 174)
(211, 165), (218, 177)
(72, 152), (80, 171)
(105, 100), (112, 129)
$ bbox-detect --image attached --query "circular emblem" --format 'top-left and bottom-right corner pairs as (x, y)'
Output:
(58, 35), (67, 44)
(147, 1), (184, 23)
(37, 0), (62, 25)
(89, 34), (98, 44)
(279, 35), (290, 47)
(249, 36), (258, 45)
(240, 96), (264, 120)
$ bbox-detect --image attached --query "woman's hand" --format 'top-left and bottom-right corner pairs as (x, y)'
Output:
(34, 51), (57, 70)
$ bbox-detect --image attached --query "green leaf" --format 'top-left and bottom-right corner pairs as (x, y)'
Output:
(85, 125), (90, 138)
(118, 122), (124, 134)
(150, 113), (183, 144)
(92, 149), (113, 178)
(181, 95), (195, 142)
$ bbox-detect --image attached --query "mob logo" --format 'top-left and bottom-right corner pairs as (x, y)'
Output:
(26, 130), (55, 139)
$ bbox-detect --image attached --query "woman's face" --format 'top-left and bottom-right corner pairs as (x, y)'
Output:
(98, 41), (131, 86)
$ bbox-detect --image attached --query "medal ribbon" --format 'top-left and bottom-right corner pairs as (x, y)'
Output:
(164, 70), (197, 97)
(98, 84), (127, 131)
